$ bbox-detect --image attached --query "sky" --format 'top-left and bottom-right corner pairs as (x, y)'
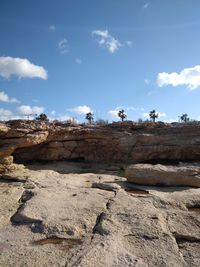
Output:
(1, 0), (200, 122)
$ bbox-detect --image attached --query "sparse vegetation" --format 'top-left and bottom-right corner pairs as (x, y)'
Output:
(180, 113), (190, 123)
(149, 110), (158, 123)
(85, 112), (94, 124)
(36, 113), (48, 121)
(95, 119), (109, 125)
(118, 109), (127, 121)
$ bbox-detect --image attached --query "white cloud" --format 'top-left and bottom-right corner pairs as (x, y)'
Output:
(163, 118), (178, 123)
(58, 115), (74, 121)
(125, 41), (133, 47)
(58, 39), (69, 54)
(0, 56), (47, 80)
(157, 65), (200, 90)
(68, 105), (93, 115)
(0, 108), (23, 121)
(125, 106), (144, 111)
(17, 105), (45, 115)
(143, 111), (166, 118)
(157, 112), (167, 118)
(92, 30), (122, 54)
(49, 25), (56, 31)
(108, 109), (119, 118)
(143, 3), (149, 9)
(50, 110), (56, 115)
(0, 108), (13, 121)
(0, 91), (19, 103)
(75, 58), (82, 64)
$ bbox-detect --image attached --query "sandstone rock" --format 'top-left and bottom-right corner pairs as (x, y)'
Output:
(0, 183), (24, 229)
(1, 121), (200, 165)
(125, 164), (200, 187)
(0, 156), (25, 174)
(92, 182), (121, 191)
(0, 164), (199, 266)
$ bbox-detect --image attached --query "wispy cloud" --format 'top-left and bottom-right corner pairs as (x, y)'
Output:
(75, 58), (82, 64)
(0, 91), (19, 103)
(0, 56), (47, 80)
(92, 30), (122, 54)
(68, 105), (93, 115)
(58, 39), (69, 54)
(144, 79), (150, 85)
(157, 65), (200, 90)
(143, 3), (149, 9)
(125, 41), (133, 47)
(49, 25), (56, 32)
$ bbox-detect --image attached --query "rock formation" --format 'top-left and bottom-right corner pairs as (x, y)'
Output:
(0, 120), (200, 266)
(125, 163), (200, 187)
(0, 162), (199, 266)
(1, 120), (200, 173)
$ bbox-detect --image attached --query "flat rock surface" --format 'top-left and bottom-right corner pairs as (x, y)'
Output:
(0, 162), (200, 267)
(125, 163), (200, 187)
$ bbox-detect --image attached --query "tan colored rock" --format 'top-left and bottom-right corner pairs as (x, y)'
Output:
(0, 183), (24, 229)
(1, 121), (200, 164)
(0, 163), (200, 266)
(0, 156), (25, 174)
(0, 156), (14, 165)
(125, 164), (200, 187)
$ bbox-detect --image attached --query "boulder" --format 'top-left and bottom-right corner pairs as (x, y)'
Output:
(125, 164), (200, 187)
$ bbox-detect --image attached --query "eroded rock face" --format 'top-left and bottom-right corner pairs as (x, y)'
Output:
(0, 162), (199, 267)
(1, 121), (200, 174)
(125, 164), (200, 187)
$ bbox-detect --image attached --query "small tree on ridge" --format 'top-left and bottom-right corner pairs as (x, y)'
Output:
(36, 113), (48, 121)
(180, 113), (189, 123)
(118, 109), (127, 122)
(149, 110), (158, 123)
(85, 112), (94, 124)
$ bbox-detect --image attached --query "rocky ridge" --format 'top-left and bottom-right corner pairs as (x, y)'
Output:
(1, 120), (200, 173)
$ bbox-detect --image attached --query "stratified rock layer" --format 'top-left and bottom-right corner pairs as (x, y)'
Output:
(1, 121), (200, 173)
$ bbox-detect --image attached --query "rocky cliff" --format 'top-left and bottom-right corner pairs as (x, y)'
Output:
(1, 120), (200, 173)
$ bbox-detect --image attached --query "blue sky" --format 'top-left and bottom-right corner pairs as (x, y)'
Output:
(1, 0), (200, 122)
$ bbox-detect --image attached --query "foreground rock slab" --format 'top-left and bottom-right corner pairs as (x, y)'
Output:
(125, 163), (200, 187)
(0, 162), (200, 267)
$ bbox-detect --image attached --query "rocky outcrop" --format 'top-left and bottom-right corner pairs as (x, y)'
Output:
(125, 164), (200, 187)
(1, 120), (200, 173)
(0, 162), (200, 267)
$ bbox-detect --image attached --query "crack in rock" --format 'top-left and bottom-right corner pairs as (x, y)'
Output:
(173, 232), (200, 244)
(10, 189), (42, 226)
